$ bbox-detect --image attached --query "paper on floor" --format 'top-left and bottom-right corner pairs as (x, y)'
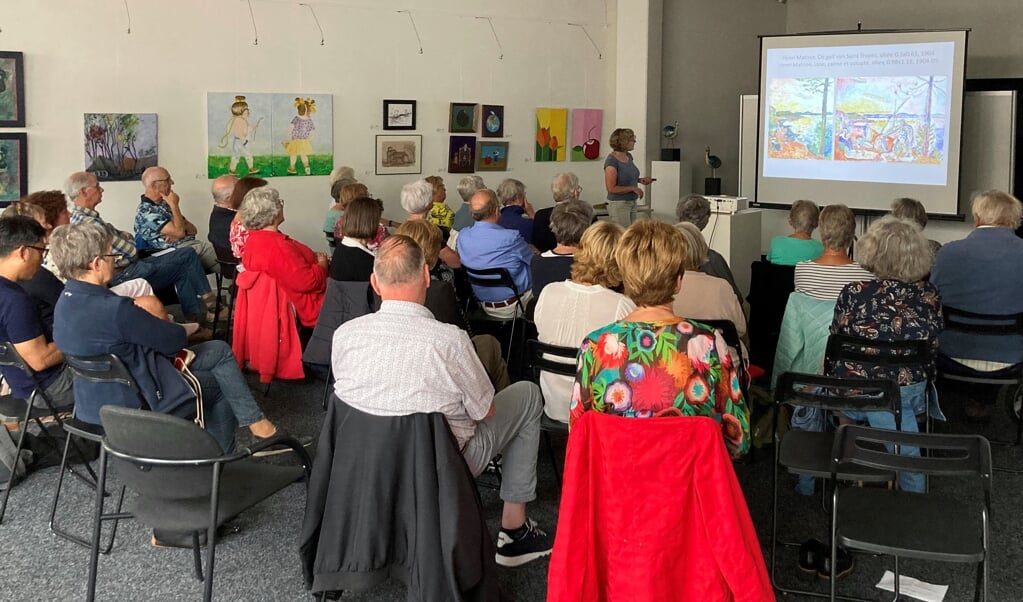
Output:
(875, 570), (948, 602)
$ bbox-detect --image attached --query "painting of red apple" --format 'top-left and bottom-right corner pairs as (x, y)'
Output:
(570, 108), (603, 161)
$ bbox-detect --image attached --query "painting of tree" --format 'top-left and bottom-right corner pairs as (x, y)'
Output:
(84, 113), (158, 181)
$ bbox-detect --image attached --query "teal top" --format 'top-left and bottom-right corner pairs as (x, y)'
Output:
(323, 209), (343, 234)
(766, 236), (823, 266)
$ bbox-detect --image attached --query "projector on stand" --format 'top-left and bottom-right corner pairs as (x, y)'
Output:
(707, 196), (749, 214)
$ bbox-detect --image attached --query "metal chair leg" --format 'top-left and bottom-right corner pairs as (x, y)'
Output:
(211, 273), (224, 338)
(49, 431), (122, 553)
(192, 532), (204, 582)
(0, 400), (33, 524)
(86, 449), (108, 602)
(321, 373), (334, 411)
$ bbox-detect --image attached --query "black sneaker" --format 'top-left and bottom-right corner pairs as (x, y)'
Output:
(495, 518), (553, 567)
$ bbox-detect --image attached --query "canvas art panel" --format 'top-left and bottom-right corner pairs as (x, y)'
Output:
(536, 108), (567, 161)
(481, 104), (504, 138)
(84, 113), (158, 181)
(376, 135), (422, 175)
(0, 133), (27, 204)
(0, 52), (25, 127)
(448, 136), (477, 173)
(449, 103), (479, 133)
(477, 141), (508, 171)
(383, 99), (416, 130)
(571, 109), (603, 161)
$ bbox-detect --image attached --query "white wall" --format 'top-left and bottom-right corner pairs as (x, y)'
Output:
(5, 0), (615, 249)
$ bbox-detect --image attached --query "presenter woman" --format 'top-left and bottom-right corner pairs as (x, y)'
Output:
(604, 128), (653, 227)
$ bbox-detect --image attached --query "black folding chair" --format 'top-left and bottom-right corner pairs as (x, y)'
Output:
(526, 338), (576, 486)
(462, 266), (527, 364)
(828, 425), (991, 602)
(212, 246), (239, 340)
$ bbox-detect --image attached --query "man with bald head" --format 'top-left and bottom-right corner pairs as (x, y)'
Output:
(208, 174), (237, 250)
(456, 188), (535, 318)
(134, 166), (218, 272)
(332, 235), (553, 567)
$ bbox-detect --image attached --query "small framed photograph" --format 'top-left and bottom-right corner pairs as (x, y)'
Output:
(0, 133), (27, 204)
(481, 104), (504, 138)
(382, 99), (416, 131)
(448, 136), (477, 174)
(0, 51), (25, 127)
(477, 140), (508, 171)
(375, 134), (422, 175)
(448, 102), (479, 133)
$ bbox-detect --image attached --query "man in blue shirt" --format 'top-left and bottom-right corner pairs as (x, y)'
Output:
(496, 178), (536, 246)
(135, 166), (219, 273)
(456, 189), (535, 319)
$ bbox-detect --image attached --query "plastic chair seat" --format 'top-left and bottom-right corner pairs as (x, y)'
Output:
(780, 430), (894, 481)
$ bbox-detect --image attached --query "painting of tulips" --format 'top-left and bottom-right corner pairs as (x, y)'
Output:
(536, 108), (567, 161)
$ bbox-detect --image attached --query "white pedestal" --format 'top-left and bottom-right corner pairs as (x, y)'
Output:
(703, 209), (762, 298)
(649, 160), (693, 222)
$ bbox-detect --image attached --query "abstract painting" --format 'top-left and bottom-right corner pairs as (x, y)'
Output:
(481, 104), (504, 138)
(0, 133), (27, 204)
(376, 134), (422, 175)
(477, 141), (508, 171)
(448, 136), (477, 173)
(383, 99), (416, 130)
(84, 113), (158, 181)
(449, 103), (479, 133)
(570, 109), (603, 161)
(536, 108), (567, 161)
(0, 52), (25, 127)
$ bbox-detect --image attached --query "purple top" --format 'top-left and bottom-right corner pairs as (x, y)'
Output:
(291, 116), (315, 139)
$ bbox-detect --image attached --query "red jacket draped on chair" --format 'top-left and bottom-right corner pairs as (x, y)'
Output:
(232, 269), (304, 383)
(547, 412), (774, 602)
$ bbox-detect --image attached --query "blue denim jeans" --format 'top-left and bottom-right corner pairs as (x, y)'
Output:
(187, 340), (266, 452)
(113, 248), (211, 315)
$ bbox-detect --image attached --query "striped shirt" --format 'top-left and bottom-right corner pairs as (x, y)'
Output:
(70, 206), (137, 269)
(794, 261), (874, 301)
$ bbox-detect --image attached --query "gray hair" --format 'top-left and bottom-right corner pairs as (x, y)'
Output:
(972, 189), (1022, 229)
(238, 186), (284, 230)
(551, 173), (580, 202)
(457, 175), (485, 202)
(400, 179), (433, 216)
(373, 235), (425, 288)
(211, 175), (236, 206)
(64, 171), (93, 201)
(470, 189), (499, 222)
(674, 221), (709, 271)
(496, 178), (526, 206)
(550, 199), (593, 246)
(676, 195), (711, 230)
(789, 199), (820, 234)
(329, 166), (356, 186)
(819, 204), (856, 251)
(855, 216), (932, 282)
(891, 197), (927, 229)
(50, 223), (113, 280)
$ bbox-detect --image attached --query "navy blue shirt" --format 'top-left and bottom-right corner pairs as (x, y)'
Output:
(498, 206), (534, 245)
(0, 276), (62, 398)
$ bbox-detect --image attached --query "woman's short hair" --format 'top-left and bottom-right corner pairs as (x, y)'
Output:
(343, 197), (383, 240)
(50, 223), (113, 280)
(674, 222), (709, 271)
(972, 189), (1023, 229)
(496, 179), (526, 206)
(456, 175), (485, 202)
(424, 175), (444, 194)
(2, 202), (47, 227)
(571, 221), (624, 289)
(855, 216), (933, 282)
(329, 166), (356, 186)
(400, 179), (434, 215)
(615, 220), (686, 306)
(609, 128), (635, 152)
(330, 177), (355, 202)
(551, 173), (580, 201)
(891, 197), (928, 229)
(550, 199), (594, 246)
(338, 182), (369, 210)
(395, 220), (442, 267)
(238, 187), (284, 230)
(818, 204), (856, 251)
(788, 200), (820, 234)
(22, 190), (69, 228)
(226, 176), (268, 210)
(675, 195), (711, 230)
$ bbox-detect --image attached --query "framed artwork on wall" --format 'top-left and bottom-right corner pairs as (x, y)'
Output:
(570, 109), (603, 161)
(481, 104), (504, 138)
(375, 134), (422, 175)
(449, 103), (478, 133)
(383, 99), (416, 130)
(0, 51), (25, 127)
(536, 108), (568, 161)
(0, 133), (27, 204)
(477, 141), (508, 171)
(84, 113), (158, 181)
(448, 136), (477, 173)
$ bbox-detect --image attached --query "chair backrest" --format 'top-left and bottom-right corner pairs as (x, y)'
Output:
(941, 305), (1023, 337)
(746, 259), (796, 373)
(825, 333), (933, 377)
(64, 354), (140, 395)
(463, 266), (522, 298)
(775, 371), (901, 418)
(526, 338), (577, 381)
(214, 245), (239, 280)
(0, 341), (32, 374)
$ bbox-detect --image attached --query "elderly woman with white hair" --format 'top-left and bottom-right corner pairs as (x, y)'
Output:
(452, 175), (485, 232)
(767, 199), (823, 265)
(239, 186), (329, 328)
(496, 178), (536, 245)
(793, 204), (872, 301)
(401, 178), (461, 269)
(532, 173), (583, 253)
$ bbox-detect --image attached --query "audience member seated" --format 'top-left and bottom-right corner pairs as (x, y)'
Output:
(228, 176), (268, 261)
(50, 223), (281, 453)
(0, 216), (74, 408)
(400, 179), (460, 269)
(767, 199), (823, 265)
(530, 198), (592, 303)
(331, 235), (553, 566)
(931, 189), (1023, 419)
(891, 196), (942, 257)
(496, 178), (536, 246)
(794, 203), (872, 300)
(452, 175), (485, 233)
(22, 190), (71, 233)
(424, 175), (454, 230)
(327, 165), (355, 199)
(239, 187), (328, 328)
(330, 197), (382, 282)
(533, 173), (584, 253)
(571, 220), (751, 458)
(207, 174), (237, 250)
(826, 216), (942, 493)
(333, 185), (393, 254)
(456, 189), (535, 319)
(134, 166), (219, 273)
(322, 178), (352, 248)
(675, 194), (744, 308)
(533, 221), (632, 423)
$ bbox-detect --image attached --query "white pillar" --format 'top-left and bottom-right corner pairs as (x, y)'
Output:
(614, 0), (663, 177)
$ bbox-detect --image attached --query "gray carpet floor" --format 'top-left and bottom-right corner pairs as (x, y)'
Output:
(2, 373), (1022, 601)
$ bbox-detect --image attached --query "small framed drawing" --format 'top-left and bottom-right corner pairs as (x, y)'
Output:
(477, 141), (508, 171)
(448, 102), (478, 133)
(0, 133), (27, 204)
(0, 51), (26, 127)
(375, 134), (422, 175)
(448, 136), (477, 174)
(382, 99), (416, 131)
(481, 104), (504, 138)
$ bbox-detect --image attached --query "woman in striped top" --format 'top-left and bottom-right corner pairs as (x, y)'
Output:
(793, 204), (872, 301)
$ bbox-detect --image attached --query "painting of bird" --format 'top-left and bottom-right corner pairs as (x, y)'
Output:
(705, 146), (722, 177)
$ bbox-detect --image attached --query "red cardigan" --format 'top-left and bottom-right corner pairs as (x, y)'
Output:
(242, 229), (326, 327)
(547, 412), (774, 602)
(232, 269), (304, 384)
